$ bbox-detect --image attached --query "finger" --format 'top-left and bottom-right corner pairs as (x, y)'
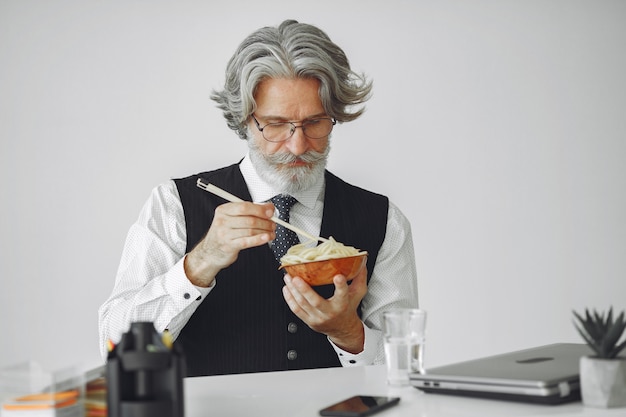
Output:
(347, 267), (368, 299)
(214, 201), (274, 229)
(217, 201), (275, 219)
(283, 275), (310, 308)
(282, 279), (311, 321)
(212, 202), (276, 246)
(204, 224), (272, 255)
(288, 275), (327, 311)
(232, 232), (274, 249)
(332, 274), (350, 299)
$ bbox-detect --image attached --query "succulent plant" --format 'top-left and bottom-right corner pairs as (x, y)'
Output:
(573, 307), (626, 359)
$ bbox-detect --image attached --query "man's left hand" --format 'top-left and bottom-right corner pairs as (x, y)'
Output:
(282, 266), (368, 354)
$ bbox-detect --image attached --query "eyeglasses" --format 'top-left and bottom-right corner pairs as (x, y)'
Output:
(251, 114), (336, 142)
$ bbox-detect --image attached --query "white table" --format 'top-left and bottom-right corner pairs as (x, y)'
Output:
(184, 365), (625, 417)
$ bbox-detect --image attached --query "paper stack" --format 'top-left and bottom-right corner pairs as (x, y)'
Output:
(0, 362), (82, 417)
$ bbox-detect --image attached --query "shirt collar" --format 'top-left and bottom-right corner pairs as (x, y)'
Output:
(239, 153), (324, 209)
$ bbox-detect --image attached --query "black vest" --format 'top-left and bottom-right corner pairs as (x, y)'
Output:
(174, 163), (388, 376)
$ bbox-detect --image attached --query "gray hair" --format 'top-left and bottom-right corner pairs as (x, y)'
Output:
(211, 19), (373, 140)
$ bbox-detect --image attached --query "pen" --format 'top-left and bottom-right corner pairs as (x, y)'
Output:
(162, 330), (173, 350)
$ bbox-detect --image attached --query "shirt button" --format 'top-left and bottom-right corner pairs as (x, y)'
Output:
(287, 322), (298, 333)
(287, 350), (298, 361)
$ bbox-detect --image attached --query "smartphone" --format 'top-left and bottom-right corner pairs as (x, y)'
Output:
(319, 395), (400, 416)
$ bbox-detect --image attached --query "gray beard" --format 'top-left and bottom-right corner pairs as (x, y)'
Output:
(247, 138), (330, 195)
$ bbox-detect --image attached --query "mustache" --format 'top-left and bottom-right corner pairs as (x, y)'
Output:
(266, 149), (328, 165)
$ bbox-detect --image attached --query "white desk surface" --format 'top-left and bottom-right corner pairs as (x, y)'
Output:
(184, 365), (625, 417)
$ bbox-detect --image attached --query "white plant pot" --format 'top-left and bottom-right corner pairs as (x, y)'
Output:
(580, 356), (626, 408)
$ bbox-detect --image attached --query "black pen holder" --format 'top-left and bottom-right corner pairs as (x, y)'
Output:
(106, 322), (186, 417)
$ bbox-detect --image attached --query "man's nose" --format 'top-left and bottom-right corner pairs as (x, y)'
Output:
(285, 126), (309, 155)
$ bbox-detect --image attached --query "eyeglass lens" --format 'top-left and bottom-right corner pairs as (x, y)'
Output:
(262, 119), (334, 142)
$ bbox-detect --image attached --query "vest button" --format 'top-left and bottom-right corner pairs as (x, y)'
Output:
(287, 350), (298, 361)
(287, 322), (298, 333)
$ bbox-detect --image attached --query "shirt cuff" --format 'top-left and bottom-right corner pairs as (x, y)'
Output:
(329, 323), (379, 366)
(164, 257), (214, 310)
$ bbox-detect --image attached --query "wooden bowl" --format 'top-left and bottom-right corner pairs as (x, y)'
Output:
(281, 253), (368, 286)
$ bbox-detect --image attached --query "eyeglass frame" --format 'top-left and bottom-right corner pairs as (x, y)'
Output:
(251, 114), (336, 142)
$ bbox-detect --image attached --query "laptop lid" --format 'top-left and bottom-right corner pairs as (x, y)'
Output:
(409, 343), (592, 404)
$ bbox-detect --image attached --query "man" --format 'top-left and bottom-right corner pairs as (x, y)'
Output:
(98, 19), (418, 377)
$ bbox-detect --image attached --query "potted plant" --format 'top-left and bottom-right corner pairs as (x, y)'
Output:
(573, 307), (626, 408)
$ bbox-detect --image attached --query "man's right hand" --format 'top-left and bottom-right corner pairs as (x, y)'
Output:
(183, 201), (276, 287)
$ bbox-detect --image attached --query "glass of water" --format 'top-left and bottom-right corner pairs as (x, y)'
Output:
(383, 308), (427, 386)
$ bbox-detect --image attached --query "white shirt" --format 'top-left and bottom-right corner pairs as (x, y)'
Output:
(98, 155), (419, 367)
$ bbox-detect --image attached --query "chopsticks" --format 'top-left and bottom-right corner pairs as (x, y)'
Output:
(196, 178), (329, 243)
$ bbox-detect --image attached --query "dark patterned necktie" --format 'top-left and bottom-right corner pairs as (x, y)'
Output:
(270, 194), (300, 262)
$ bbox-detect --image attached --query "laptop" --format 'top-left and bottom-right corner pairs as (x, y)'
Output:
(409, 343), (592, 405)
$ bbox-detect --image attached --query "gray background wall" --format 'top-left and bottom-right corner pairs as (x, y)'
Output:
(1, 0), (625, 372)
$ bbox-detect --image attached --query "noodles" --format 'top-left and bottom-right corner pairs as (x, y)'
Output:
(280, 236), (366, 265)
